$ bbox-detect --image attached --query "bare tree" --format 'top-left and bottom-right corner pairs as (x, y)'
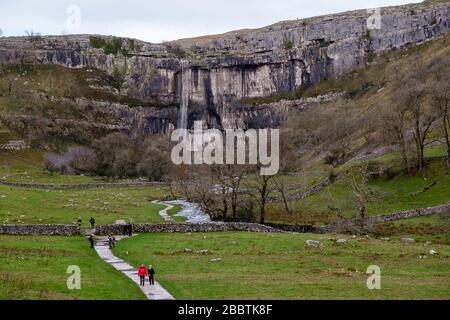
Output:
(345, 162), (382, 233)
(380, 100), (412, 172)
(220, 165), (246, 221)
(405, 79), (437, 172)
(25, 30), (41, 44)
(247, 170), (275, 224)
(430, 82), (450, 168)
(186, 166), (219, 220)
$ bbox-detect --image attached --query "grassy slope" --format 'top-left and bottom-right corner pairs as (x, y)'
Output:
(0, 185), (176, 225)
(0, 149), (160, 185)
(267, 149), (450, 226)
(0, 235), (145, 300)
(113, 232), (450, 300)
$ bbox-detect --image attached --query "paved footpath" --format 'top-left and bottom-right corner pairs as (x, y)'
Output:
(94, 235), (175, 300)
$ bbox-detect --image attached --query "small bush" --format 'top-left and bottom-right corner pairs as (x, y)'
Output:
(284, 39), (294, 50)
(44, 147), (98, 175)
(89, 36), (107, 49)
(235, 203), (256, 223)
(89, 36), (129, 56)
(164, 43), (188, 58)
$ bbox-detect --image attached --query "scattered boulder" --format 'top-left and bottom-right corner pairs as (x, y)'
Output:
(429, 249), (438, 256)
(424, 241), (432, 247)
(336, 239), (347, 244)
(401, 238), (415, 244)
(306, 240), (321, 247)
(210, 258), (222, 262)
(197, 249), (210, 255)
(184, 248), (192, 253)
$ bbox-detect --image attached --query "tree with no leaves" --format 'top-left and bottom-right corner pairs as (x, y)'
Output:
(345, 161), (382, 234)
(402, 78), (437, 172)
(379, 99), (413, 172)
(430, 82), (450, 168)
(247, 168), (275, 224)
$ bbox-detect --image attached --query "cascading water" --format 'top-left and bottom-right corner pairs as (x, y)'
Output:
(179, 60), (190, 133)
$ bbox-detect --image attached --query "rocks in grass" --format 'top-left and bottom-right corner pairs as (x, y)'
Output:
(210, 258), (221, 262)
(401, 238), (415, 244)
(429, 250), (438, 256)
(184, 248), (192, 253)
(305, 240), (321, 247)
(424, 241), (432, 247)
(197, 249), (210, 255)
(336, 239), (347, 244)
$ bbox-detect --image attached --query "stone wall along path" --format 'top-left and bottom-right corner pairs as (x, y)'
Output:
(94, 235), (175, 300)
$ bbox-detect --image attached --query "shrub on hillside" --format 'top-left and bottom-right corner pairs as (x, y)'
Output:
(44, 147), (98, 175)
(92, 132), (137, 178)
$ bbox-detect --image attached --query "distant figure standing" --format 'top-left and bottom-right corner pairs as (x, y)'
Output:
(127, 224), (133, 237)
(108, 235), (114, 249)
(88, 235), (95, 248)
(89, 217), (95, 229)
(138, 264), (147, 286)
(148, 265), (155, 285)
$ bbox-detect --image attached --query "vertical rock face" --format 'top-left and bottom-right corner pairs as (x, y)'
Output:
(0, 1), (449, 132)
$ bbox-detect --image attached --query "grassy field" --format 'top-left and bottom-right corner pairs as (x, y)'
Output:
(0, 185), (179, 225)
(113, 232), (450, 300)
(0, 235), (146, 300)
(0, 149), (151, 185)
(368, 215), (450, 244)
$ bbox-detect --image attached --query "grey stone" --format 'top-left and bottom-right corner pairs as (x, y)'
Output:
(306, 240), (321, 247)
(429, 249), (438, 255)
(0, 224), (80, 236)
(95, 222), (281, 236)
(402, 238), (415, 244)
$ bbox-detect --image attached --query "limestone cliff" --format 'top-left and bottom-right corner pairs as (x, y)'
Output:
(0, 1), (449, 132)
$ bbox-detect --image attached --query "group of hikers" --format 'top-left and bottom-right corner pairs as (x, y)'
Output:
(86, 219), (157, 286)
(107, 235), (116, 249)
(122, 223), (133, 236)
(77, 217), (96, 229)
(86, 219), (134, 248)
(138, 264), (156, 286)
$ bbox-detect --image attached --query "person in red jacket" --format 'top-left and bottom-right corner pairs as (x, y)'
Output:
(138, 264), (147, 286)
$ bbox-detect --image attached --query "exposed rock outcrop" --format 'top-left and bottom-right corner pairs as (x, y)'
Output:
(0, 1), (448, 132)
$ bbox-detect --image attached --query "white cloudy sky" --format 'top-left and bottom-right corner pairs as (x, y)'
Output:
(0, 0), (422, 42)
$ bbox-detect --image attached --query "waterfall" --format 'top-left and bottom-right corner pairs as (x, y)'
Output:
(179, 60), (190, 132)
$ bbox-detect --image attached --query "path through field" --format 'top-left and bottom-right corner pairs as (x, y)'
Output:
(94, 235), (174, 300)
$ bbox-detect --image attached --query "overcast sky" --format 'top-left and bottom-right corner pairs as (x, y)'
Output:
(0, 0), (422, 43)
